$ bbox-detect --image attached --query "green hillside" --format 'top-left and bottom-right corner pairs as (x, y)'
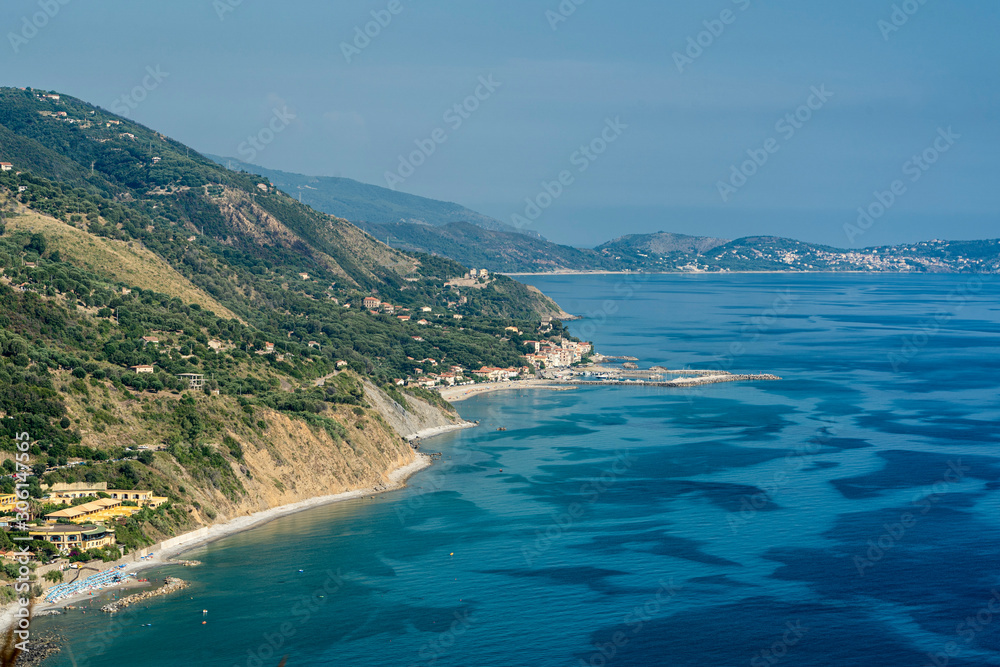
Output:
(0, 86), (579, 561)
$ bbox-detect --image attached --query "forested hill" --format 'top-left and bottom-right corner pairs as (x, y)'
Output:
(0, 86), (583, 560)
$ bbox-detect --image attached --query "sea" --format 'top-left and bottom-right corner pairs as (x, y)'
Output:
(37, 273), (1000, 666)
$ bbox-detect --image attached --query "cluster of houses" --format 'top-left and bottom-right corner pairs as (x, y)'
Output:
(523, 339), (592, 368)
(395, 364), (468, 388)
(472, 366), (531, 382)
(0, 483), (169, 557)
(465, 268), (489, 280)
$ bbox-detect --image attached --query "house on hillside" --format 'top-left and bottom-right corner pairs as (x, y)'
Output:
(131, 365), (154, 374)
(363, 296), (381, 309)
(140, 336), (159, 346)
(0, 162), (13, 172)
(177, 373), (204, 389)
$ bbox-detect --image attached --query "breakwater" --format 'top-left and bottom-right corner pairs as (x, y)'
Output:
(554, 373), (781, 388)
(101, 578), (189, 613)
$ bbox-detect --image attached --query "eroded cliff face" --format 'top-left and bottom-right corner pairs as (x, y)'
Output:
(45, 380), (457, 539)
(363, 381), (463, 440)
(177, 385), (452, 525)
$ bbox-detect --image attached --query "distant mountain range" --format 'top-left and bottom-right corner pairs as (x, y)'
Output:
(207, 155), (542, 239)
(213, 160), (1000, 275)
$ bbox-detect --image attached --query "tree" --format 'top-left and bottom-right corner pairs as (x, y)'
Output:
(44, 569), (63, 584)
(26, 232), (47, 255)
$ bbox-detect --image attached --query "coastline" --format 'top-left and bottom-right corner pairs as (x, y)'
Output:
(27, 451), (438, 615)
(504, 269), (879, 276)
(438, 380), (576, 404)
(404, 420), (477, 441)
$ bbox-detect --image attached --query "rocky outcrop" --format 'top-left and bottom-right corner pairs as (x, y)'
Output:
(101, 577), (189, 613)
(363, 382), (462, 440)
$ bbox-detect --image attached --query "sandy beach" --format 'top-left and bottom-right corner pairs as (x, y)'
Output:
(438, 379), (576, 403)
(20, 452), (436, 617)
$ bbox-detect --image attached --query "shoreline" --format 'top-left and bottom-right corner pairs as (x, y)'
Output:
(404, 420), (477, 441)
(438, 380), (576, 404)
(30, 451), (438, 614)
(505, 269), (883, 276)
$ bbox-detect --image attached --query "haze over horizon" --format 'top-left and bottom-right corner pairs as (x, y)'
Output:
(2, 0), (997, 248)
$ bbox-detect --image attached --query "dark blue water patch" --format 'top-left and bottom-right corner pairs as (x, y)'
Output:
(578, 596), (943, 667)
(764, 497), (1000, 654)
(625, 398), (798, 435)
(481, 567), (635, 595)
(570, 529), (740, 567)
(808, 432), (873, 452)
(804, 461), (840, 471)
(688, 574), (758, 588)
(855, 410), (1000, 443)
(553, 446), (621, 461)
(564, 411), (629, 427)
(622, 443), (791, 478)
(830, 450), (1000, 499)
(499, 421), (601, 440)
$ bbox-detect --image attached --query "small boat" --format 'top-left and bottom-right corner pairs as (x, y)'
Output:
(496, 427), (506, 431)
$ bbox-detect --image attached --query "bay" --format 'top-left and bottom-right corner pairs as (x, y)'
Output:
(39, 274), (1000, 666)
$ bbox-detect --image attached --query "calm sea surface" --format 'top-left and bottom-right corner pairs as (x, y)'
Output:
(39, 274), (1000, 666)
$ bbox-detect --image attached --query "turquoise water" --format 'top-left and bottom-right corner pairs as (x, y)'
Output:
(39, 274), (1000, 666)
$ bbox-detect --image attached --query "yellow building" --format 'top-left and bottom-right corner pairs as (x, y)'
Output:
(43, 482), (167, 509)
(45, 498), (139, 524)
(0, 494), (17, 513)
(29, 524), (116, 553)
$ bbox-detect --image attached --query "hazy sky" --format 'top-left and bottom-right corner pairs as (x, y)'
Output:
(2, 0), (997, 247)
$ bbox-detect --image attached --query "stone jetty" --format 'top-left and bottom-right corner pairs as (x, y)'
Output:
(101, 577), (189, 613)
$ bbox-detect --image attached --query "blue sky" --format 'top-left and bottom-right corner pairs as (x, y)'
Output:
(2, 0), (997, 247)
